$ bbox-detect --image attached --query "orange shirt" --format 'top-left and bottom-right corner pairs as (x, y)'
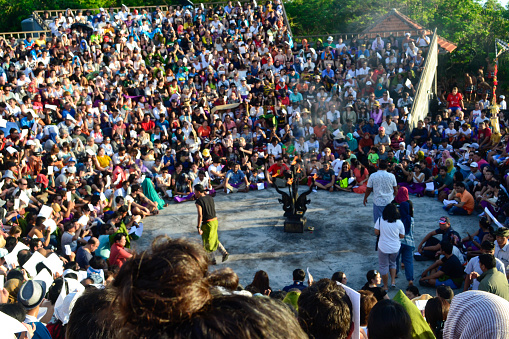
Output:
(456, 191), (474, 214)
(314, 125), (327, 139)
(198, 125), (211, 138)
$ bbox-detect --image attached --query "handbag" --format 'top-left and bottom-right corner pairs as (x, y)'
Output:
(375, 217), (381, 251)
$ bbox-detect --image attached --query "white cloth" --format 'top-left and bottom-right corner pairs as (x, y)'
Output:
(374, 218), (404, 254)
(367, 170), (397, 206)
(443, 290), (509, 339)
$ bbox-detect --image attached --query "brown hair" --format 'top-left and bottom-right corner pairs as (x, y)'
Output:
(208, 267), (239, 291)
(112, 236), (210, 330)
(358, 290), (377, 326)
(109, 236), (307, 338)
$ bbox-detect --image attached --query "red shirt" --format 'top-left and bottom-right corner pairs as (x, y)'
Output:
(447, 93), (463, 108)
(268, 163), (289, 177)
(141, 120), (155, 132)
(109, 243), (132, 268)
(478, 127), (492, 141)
(198, 125), (211, 138)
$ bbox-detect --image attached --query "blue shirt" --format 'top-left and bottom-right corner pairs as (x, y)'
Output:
(226, 169), (246, 185)
(283, 281), (306, 292)
(20, 116), (35, 128)
(62, 108), (76, 119)
(321, 68), (334, 78)
(363, 123), (379, 135)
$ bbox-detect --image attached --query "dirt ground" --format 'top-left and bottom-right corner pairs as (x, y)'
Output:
(136, 188), (479, 297)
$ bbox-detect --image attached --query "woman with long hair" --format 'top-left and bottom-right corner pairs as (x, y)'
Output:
(352, 159), (369, 194)
(245, 270), (272, 296)
(425, 297), (449, 339)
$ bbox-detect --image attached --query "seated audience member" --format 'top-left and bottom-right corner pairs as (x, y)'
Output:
(367, 299), (412, 339)
(298, 278), (353, 339)
(361, 269), (389, 301)
(463, 240), (506, 291)
(419, 241), (465, 289)
(424, 297), (450, 339)
(443, 182), (474, 215)
(283, 268), (307, 292)
(469, 254), (509, 300)
(106, 236), (307, 338)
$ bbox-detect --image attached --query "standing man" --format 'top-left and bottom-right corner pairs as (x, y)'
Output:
(363, 160), (398, 222)
(195, 184), (229, 264)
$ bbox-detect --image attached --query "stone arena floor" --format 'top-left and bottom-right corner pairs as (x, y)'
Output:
(136, 188), (479, 297)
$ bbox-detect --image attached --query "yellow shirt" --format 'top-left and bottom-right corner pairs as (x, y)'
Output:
(97, 155), (112, 168)
(35, 38), (46, 47)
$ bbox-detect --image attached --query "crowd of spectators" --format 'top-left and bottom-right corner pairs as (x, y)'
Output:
(0, 1), (508, 338)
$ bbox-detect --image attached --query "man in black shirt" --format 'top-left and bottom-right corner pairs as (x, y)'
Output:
(195, 184), (229, 264)
(419, 241), (464, 288)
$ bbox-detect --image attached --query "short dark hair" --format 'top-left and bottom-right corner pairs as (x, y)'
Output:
(18, 249), (32, 267)
(65, 288), (116, 338)
(479, 254), (496, 269)
(29, 238), (42, 251)
(293, 268), (305, 281)
(114, 233), (126, 243)
(455, 182), (465, 189)
(379, 160), (388, 170)
(440, 241), (453, 255)
(367, 299), (411, 339)
(406, 285), (420, 297)
(481, 240), (495, 251)
(436, 285), (454, 302)
(194, 184), (205, 193)
(0, 302), (26, 323)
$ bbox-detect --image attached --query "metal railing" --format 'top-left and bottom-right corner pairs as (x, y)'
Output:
(0, 30), (50, 41)
(408, 28), (438, 129)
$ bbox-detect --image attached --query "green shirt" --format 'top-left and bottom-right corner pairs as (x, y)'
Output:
(478, 268), (509, 301)
(368, 153), (379, 164)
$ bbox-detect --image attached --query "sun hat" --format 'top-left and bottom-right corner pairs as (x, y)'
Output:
(18, 280), (46, 310)
(2, 170), (15, 179)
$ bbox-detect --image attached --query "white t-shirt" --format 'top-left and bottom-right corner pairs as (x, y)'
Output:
(471, 109), (482, 122)
(267, 143), (282, 157)
(374, 218), (405, 254)
(208, 164), (223, 180)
